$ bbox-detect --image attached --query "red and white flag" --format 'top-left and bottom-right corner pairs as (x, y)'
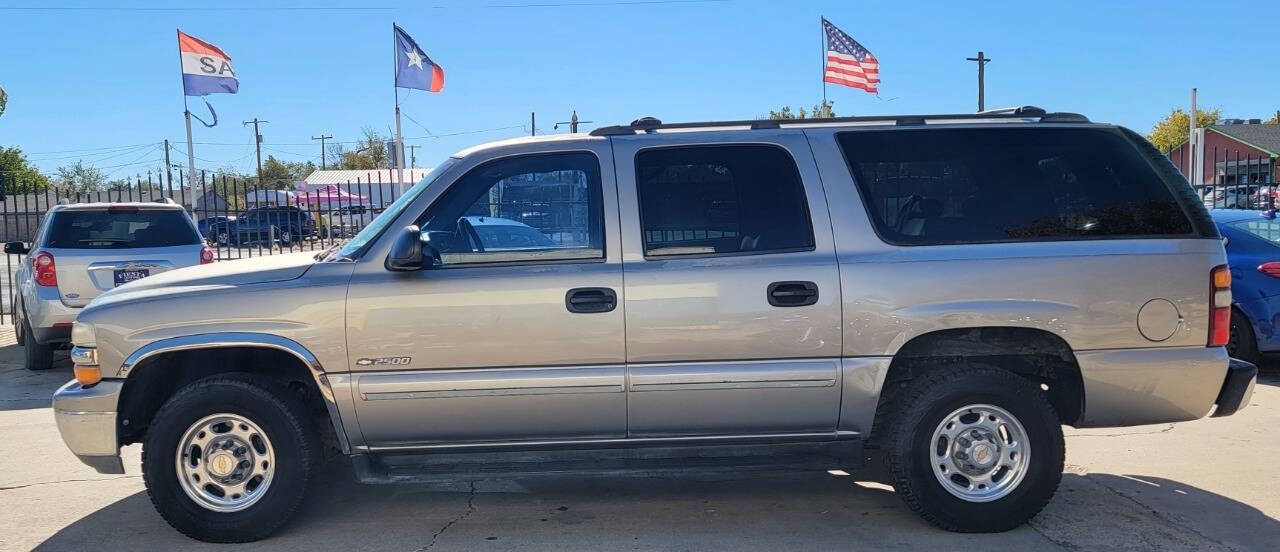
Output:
(822, 18), (879, 94)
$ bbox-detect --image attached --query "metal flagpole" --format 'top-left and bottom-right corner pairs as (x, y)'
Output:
(178, 29), (197, 190)
(820, 16), (827, 106)
(392, 23), (406, 194)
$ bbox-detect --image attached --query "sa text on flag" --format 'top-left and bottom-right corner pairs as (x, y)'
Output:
(178, 31), (238, 96)
(822, 18), (879, 94)
(394, 25), (444, 93)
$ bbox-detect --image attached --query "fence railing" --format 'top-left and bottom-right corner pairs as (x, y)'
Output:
(0, 170), (407, 325)
(1171, 145), (1277, 211)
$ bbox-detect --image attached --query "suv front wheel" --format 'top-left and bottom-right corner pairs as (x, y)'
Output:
(882, 365), (1064, 532)
(142, 374), (321, 542)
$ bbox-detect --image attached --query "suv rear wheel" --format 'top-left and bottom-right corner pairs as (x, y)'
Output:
(142, 374), (320, 543)
(882, 365), (1064, 532)
(21, 317), (53, 371)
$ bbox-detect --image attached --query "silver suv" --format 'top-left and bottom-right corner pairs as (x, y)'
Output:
(7, 202), (211, 370)
(52, 108), (1257, 542)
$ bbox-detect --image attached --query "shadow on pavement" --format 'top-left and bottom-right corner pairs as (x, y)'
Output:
(32, 460), (1280, 551)
(0, 342), (72, 411)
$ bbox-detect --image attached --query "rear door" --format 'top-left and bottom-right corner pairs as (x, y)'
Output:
(612, 133), (843, 438)
(42, 206), (205, 306)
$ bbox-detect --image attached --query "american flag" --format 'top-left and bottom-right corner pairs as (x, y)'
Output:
(823, 18), (879, 93)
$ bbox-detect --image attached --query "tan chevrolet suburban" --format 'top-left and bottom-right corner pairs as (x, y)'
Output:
(52, 107), (1256, 542)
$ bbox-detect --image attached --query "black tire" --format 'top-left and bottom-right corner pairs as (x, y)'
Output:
(14, 310), (25, 346)
(142, 374), (321, 543)
(278, 228), (294, 246)
(1228, 308), (1261, 365)
(22, 318), (53, 371)
(882, 365), (1064, 532)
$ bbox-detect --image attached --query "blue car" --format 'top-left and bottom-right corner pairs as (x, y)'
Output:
(1212, 209), (1280, 363)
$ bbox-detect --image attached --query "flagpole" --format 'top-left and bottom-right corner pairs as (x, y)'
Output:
(392, 23), (406, 194)
(178, 29), (197, 190)
(820, 16), (827, 108)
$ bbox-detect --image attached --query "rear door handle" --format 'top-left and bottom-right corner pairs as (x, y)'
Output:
(767, 281), (819, 307)
(566, 287), (617, 313)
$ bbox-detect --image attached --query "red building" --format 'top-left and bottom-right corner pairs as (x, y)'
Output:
(1167, 120), (1279, 186)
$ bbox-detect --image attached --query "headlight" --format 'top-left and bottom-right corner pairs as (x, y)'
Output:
(70, 321), (96, 347)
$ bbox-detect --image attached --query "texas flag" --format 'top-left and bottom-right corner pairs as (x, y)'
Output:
(178, 30), (238, 96)
(394, 25), (443, 93)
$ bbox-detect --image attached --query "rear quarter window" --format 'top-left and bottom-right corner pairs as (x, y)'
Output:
(837, 127), (1196, 245)
(44, 209), (201, 249)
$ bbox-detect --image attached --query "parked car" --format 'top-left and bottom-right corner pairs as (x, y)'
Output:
(208, 206), (316, 246)
(1211, 209), (1280, 363)
(196, 215), (235, 241)
(323, 204), (375, 238)
(1201, 185), (1260, 209)
(5, 202), (211, 371)
(54, 107), (1255, 543)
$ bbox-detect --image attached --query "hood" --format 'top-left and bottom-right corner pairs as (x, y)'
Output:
(88, 251), (317, 305)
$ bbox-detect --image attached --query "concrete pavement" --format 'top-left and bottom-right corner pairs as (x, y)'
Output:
(1, 333), (1275, 551)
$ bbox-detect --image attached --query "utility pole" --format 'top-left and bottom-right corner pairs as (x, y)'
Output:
(163, 139), (173, 186)
(965, 51), (991, 112)
(407, 144), (419, 168)
(555, 110), (594, 133)
(242, 118), (269, 181)
(530, 112), (536, 136)
(311, 134), (332, 170)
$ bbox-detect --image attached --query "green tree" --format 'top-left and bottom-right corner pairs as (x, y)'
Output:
(335, 128), (391, 170)
(259, 156), (316, 189)
(55, 161), (106, 193)
(768, 100), (836, 120)
(1147, 107), (1221, 153)
(0, 146), (50, 193)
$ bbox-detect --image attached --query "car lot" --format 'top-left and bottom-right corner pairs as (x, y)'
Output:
(0, 332), (1275, 551)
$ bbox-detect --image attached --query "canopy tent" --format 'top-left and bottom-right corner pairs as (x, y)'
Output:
(294, 184), (370, 204)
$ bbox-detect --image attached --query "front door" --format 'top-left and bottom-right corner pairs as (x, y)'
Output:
(345, 144), (626, 447)
(613, 134), (844, 438)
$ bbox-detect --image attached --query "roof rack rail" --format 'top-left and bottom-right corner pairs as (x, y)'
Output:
(589, 106), (1090, 136)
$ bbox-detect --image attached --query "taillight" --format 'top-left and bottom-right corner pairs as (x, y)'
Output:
(1259, 262), (1280, 279)
(32, 252), (57, 287)
(200, 246), (215, 264)
(1209, 265), (1231, 347)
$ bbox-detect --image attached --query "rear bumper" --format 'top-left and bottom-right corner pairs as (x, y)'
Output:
(1211, 358), (1257, 417)
(25, 290), (79, 344)
(1076, 346), (1229, 427)
(52, 379), (124, 474)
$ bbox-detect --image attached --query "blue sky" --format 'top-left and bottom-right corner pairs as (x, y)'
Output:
(0, 0), (1275, 179)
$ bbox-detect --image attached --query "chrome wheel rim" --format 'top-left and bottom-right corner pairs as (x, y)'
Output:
(930, 403), (1030, 503)
(216, 232), (228, 245)
(175, 413), (276, 512)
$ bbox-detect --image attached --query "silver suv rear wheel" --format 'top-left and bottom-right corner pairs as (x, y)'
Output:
(930, 404), (1030, 502)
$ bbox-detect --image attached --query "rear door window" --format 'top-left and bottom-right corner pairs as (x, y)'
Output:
(837, 127), (1194, 245)
(45, 209), (201, 249)
(635, 145), (815, 257)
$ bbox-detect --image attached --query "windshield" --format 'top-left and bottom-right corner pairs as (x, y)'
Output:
(335, 159), (455, 259)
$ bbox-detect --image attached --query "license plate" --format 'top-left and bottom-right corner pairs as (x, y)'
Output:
(113, 269), (149, 286)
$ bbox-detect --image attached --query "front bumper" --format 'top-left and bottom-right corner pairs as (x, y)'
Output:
(1212, 358), (1257, 417)
(52, 379), (125, 474)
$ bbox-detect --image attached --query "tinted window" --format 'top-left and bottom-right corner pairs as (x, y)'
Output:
(45, 209), (201, 249)
(838, 128), (1194, 245)
(419, 152), (603, 264)
(636, 145), (814, 257)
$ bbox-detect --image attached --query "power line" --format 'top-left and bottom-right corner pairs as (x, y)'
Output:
(0, 6), (394, 11)
(24, 142), (159, 156)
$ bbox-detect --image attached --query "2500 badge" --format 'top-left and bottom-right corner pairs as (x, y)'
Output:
(354, 356), (412, 367)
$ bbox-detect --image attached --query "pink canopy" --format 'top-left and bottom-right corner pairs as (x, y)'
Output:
(295, 184), (369, 204)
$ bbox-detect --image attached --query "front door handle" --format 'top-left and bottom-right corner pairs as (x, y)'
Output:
(767, 281), (819, 307)
(566, 287), (617, 313)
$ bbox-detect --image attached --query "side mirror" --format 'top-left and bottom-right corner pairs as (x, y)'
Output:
(4, 242), (29, 255)
(386, 225), (425, 271)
